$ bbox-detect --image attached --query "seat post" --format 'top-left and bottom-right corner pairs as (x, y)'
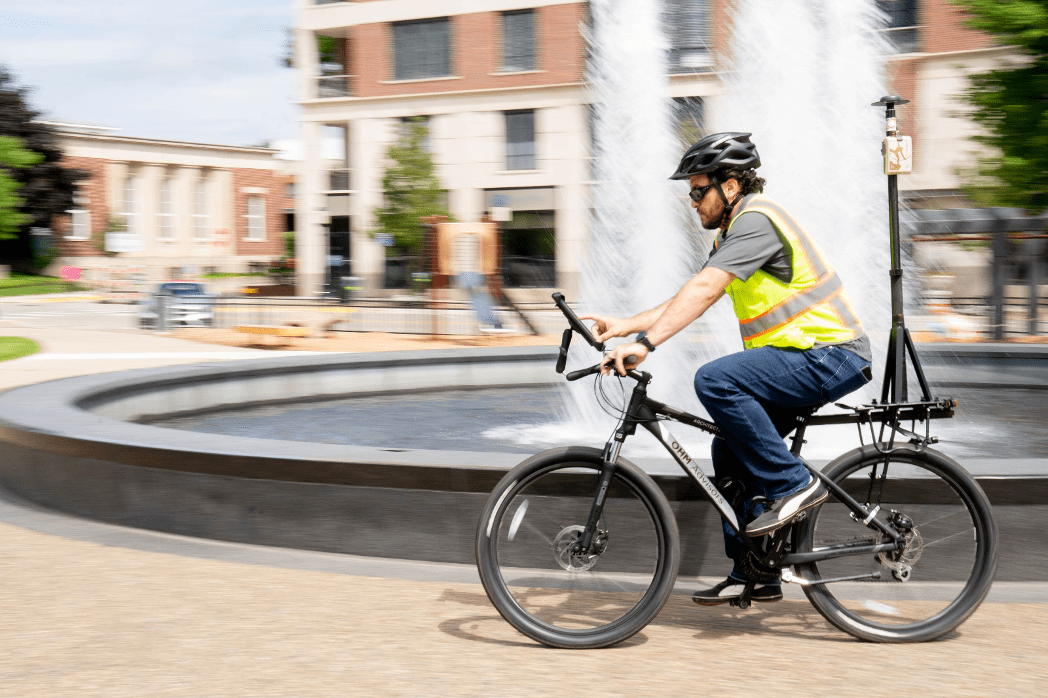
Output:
(789, 413), (810, 456)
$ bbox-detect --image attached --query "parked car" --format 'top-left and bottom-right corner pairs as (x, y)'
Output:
(138, 282), (214, 329)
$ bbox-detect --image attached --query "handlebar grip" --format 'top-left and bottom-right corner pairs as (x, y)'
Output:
(552, 293), (605, 351)
(603, 355), (639, 372)
(566, 364), (602, 382)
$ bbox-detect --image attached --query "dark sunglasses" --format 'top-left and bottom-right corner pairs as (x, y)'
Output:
(689, 181), (717, 203)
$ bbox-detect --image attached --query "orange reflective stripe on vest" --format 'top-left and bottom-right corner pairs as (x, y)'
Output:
(723, 195), (863, 350)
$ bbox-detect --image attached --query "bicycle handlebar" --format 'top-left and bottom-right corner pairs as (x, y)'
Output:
(552, 292), (605, 351)
(553, 293), (648, 381)
(566, 361), (646, 382)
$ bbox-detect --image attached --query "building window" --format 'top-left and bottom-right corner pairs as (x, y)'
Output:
(673, 97), (705, 148)
(122, 173), (138, 235)
(501, 211), (556, 288)
(193, 177), (210, 239)
(877, 0), (919, 53)
(326, 123), (351, 190)
(505, 110), (536, 170)
(502, 10), (536, 72)
(399, 115), (432, 153)
(67, 188), (90, 239)
(158, 177), (175, 241)
(317, 35), (351, 97)
(664, 0), (712, 73)
(393, 18), (451, 81)
(246, 196), (266, 241)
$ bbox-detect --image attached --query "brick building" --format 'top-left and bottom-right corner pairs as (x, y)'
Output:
(294, 0), (1007, 297)
(50, 124), (294, 287)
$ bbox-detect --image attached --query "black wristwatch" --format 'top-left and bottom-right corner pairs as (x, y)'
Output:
(637, 334), (656, 352)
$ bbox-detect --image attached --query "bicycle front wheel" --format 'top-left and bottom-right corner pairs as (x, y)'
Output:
(794, 444), (997, 642)
(476, 447), (680, 649)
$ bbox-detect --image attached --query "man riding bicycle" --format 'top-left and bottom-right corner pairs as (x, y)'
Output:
(581, 132), (873, 606)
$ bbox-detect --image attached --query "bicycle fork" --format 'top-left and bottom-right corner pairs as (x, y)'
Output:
(572, 375), (652, 556)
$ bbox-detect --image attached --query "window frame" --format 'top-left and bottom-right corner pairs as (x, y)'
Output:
(246, 196), (266, 241)
(122, 173), (138, 235)
(392, 17), (452, 81)
(664, 0), (712, 73)
(876, 0), (920, 53)
(504, 109), (537, 171)
(158, 176), (176, 241)
(192, 176), (210, 240)
(501, 9), (536, 73)
(66, 187), (91, 240)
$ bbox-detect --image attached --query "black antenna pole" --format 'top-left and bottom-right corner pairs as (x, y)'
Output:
(872, 94), (933, 404)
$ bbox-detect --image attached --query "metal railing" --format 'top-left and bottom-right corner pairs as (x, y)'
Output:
(907, 207), (1048, 339)
(317, 75), (352, 98)
(204, 296), (564, 336)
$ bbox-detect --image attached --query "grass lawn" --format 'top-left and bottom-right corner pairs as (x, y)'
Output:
(0, 273), (87, 297)
(0, 337), (40, 362)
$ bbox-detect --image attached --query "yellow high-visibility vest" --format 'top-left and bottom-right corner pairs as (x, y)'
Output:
(721, 195), (864, 350)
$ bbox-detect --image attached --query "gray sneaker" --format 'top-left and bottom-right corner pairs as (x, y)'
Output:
(691, 577), (783, 606)
(745, 477), (828, 537)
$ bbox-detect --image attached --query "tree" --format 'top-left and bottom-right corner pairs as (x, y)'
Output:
(0, 135), (41, 239)
(373, 118), (450, 258)
(0, 65), (83, 264)
(953, 0), (1048, 213)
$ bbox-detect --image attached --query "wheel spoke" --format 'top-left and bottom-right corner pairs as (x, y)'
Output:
(477, 451), (680, 648)
(794, 446), (996, 642)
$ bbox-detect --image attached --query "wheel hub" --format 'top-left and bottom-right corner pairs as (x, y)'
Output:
(877, 511), (923, 581)
(553, 525), (608, 572)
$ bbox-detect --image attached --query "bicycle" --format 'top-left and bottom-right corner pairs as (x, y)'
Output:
(475, 292), (998, 648)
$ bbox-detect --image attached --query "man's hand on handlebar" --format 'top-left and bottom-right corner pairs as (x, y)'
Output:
(578, 313), (633, 344)
(601, 342), (649, 377)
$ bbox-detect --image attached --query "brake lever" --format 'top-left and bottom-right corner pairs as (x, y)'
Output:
(555, 328), (572, 374)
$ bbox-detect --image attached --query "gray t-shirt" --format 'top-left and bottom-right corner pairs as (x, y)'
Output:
(702, 195), (872, 362)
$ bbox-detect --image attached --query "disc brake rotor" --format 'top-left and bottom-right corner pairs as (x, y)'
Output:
(553, 525), (607, 572)
(877, 528), (923, 580)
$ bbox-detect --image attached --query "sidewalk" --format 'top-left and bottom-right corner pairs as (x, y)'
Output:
(0, 325), (1046, 695)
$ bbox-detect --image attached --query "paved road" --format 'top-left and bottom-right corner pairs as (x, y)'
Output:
(0, 294), (137, 332)
(0, 297), (1046, 695)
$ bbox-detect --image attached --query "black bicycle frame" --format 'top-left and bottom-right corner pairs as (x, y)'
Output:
(577, 369), (928, 566)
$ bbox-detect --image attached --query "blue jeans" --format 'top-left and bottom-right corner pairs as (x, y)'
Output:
(693, 345), (872, 578)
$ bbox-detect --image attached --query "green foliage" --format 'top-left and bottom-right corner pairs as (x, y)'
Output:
(373, 118), (450, 257)
(0, 134), (40, 239)
(0, 66), (85, 262)
(0, 336), (40, 361)
(283, 230), (295, 258)
(952, 0), (1048, 213)
(0, 274), (83, 297)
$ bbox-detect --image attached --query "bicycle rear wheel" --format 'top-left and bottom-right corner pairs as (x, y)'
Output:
(794, 444), (997, 642)
(476, 447), (680, 649)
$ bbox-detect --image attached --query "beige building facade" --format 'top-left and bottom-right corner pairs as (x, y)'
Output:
(294, 0), (1011, 298)
(52, 126), (293, 290)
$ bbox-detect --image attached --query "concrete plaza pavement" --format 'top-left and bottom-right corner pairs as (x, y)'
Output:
(1, 298), (1046, 696)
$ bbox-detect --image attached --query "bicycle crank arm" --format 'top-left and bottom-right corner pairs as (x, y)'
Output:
(781, 568), (882, 586)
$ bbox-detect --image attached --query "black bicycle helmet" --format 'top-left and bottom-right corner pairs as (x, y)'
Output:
(669, 132), (761, 180)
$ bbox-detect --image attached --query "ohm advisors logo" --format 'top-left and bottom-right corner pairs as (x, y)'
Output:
(671, 441), (691, 464)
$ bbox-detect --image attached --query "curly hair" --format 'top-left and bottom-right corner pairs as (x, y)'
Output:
(716, 166), (766, 196)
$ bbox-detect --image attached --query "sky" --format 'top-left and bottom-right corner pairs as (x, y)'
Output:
(0, 0), (299, 153)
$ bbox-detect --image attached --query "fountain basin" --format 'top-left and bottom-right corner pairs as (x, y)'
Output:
(0, 344), (1045, 580)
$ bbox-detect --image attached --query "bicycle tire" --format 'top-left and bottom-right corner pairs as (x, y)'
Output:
(794, 444), (997, 642)
(476, 446), (680, 649)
